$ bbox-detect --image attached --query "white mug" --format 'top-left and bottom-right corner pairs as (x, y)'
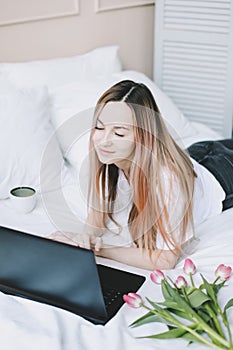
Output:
(10, 187), (37, 214)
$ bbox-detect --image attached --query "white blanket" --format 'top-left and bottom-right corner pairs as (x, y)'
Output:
(0, 208), (232, 350)
(0, 162), (233, 350)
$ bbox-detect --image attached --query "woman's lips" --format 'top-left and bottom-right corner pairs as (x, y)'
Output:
(99, 148), (115, 155)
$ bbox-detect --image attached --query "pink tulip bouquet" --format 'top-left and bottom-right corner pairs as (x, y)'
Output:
(123, 259), (233, 349)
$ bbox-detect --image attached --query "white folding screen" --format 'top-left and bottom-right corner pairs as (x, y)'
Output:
(153, 0), (233, 137)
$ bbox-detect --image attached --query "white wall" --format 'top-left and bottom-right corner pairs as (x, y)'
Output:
(0, 0), (155, 78)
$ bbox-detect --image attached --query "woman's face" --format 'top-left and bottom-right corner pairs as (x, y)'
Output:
(92, 101), (135, 170)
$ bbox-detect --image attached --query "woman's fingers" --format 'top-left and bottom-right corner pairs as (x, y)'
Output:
(76, 233), (91, 250)
(48, 231), (101, 251)
(91, 236), (102, 252)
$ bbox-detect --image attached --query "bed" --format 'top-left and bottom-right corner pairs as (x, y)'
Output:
(0, 46), (232, 350)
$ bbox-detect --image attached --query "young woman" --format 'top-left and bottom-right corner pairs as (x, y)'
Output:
(50, 80), (230, 270)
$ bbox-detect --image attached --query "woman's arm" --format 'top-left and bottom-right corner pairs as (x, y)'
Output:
(85, 208), (179, 270)
(48, 232), (178, 270)
(95, 245), (178, 270)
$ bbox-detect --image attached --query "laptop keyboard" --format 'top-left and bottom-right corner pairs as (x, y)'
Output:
(103, 287), (123, 309)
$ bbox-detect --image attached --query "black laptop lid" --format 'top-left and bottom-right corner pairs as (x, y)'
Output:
(0, 226), (107, 320)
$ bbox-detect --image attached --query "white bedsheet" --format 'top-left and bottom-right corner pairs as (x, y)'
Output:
(0, 205), (232, 350)
(0, 131), (233, 350)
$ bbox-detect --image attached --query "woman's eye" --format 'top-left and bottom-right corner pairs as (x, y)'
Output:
(95, 126), (104, 131)
(115, 132), (125, 137)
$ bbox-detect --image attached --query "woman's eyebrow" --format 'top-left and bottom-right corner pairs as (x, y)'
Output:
(114, 126), (130, 130)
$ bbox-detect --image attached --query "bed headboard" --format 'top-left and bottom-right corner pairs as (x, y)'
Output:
(0, 0), (154, 78)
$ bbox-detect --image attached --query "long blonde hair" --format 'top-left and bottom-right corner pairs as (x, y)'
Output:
(87, 80), (196, 256)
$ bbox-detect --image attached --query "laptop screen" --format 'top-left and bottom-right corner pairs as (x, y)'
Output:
(0, 226), (145, 324)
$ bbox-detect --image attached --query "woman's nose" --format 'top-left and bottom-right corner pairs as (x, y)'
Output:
(102, 130), (113, 145)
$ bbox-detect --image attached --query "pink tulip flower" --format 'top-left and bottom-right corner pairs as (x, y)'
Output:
(150, 269), (165, 284)
(183, 258), (197, 275)
(175, 276), (188, 289)
(215, 264), (232, 282)
(123, 293), (143, 308)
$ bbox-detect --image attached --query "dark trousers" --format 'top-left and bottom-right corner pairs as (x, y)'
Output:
(187, 139), (233, 211)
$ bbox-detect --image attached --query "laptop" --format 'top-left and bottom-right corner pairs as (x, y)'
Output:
(0, 226), (145, 325)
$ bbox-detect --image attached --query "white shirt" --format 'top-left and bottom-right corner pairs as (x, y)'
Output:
(103, 159), (225, 250)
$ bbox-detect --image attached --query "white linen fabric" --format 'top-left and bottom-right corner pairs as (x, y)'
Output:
(0, 46), (122, 89)
(0, 167), (232, 350)
(0, 86), (63, 199)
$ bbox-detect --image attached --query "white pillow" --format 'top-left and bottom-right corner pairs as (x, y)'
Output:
(50, 70), (197, 170)
(0, 86), (64, 199)
(0, 46), (122, 90)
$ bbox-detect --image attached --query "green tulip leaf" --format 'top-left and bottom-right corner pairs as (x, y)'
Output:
(158, 300), (184, 312)
(169, 308), (195, 321)
(128, 270), (233, 349)
(197, 309), (212, 323)
(145, 298), (170, 316)
(167, 325), (177, 330)
(200, 275), (217, 303)
(213, 281), (225, 294)
(188, 289), (211, 308)
(145, 298), (183, 325)
(199, 283), (205, 290)
(181, 332), (205, 344)
(186, 286), (195, 295)
(130, 312), (168, 328)
(140, 327), (187, 339)
(156, 300), (195, 322)
(161, 279), (174, 300)
(162, 284), (196, 315)
(224, 298), (233, 313)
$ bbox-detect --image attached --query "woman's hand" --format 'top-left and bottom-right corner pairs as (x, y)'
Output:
(48, 231), (102, 252)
